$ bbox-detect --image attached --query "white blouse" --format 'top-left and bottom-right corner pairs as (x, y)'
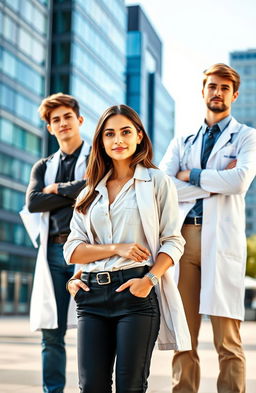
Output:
(81, 170), (153, 272)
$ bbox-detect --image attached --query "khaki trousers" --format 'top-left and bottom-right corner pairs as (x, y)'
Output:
(172, 224), (245, 393)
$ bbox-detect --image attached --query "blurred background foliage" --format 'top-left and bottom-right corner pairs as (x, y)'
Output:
(246, 235), (256, 278)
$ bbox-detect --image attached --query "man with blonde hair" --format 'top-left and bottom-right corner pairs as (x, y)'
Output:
(160, 64), (256, 392)
(22, 93), (90, 393)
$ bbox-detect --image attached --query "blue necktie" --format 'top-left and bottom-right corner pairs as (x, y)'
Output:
(201, 124), (220, 169)
(187, 124), (220, 219)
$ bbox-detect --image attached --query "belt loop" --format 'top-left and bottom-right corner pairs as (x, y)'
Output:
(118, 270), (124, 284)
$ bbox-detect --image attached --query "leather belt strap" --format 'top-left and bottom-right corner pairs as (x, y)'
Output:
(184, 216), (202, 225)
(48, 233), (69, 244)
(81, 266), (149, 286)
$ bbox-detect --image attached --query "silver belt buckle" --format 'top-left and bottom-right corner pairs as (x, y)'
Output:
(96, 272), (111, 285)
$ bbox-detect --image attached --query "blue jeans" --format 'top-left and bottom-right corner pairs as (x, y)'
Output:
(41, 243), (74, 393)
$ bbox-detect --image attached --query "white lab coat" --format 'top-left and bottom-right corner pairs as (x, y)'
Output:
(64, 165), (191, 351)
(20, 141), (90, 331)
(160, 117), (256, 320)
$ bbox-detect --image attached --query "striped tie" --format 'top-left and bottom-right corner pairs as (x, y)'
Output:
(201, 124), (220, 169)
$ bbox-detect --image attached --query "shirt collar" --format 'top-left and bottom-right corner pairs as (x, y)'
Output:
(95, 164), (151, 195)
(202, 115), (232, 135)
(133, 164), (151, 181)
(60, 141), (84, 160)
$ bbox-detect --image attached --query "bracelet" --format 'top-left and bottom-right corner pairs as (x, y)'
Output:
(144, 272), (158, 286)
(66, 278), (79, 292)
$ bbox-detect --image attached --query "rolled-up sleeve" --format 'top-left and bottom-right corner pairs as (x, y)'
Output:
(64, 204), (90, 264)
(189, 168), (202, 186)
(155, 174), (185, 264)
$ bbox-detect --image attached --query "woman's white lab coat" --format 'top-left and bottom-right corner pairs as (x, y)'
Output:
(64, 165), (191, 351)
(20, 142), (90, 331)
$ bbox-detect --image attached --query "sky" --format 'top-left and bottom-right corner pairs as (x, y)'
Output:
(125, 0), (256, 135)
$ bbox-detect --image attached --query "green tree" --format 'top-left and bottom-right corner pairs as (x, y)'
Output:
(246, 235), (256, 278)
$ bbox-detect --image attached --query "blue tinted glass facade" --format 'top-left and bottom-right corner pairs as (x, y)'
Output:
(49, 0), (126, 148)
(126, 32), (142, 115)
(126, 6), (175, 164)
(151, 74), (175, 165)
(230, 49), (256, 237)
(0, 0), (127, 314)
(0, 0), (48, 314)
(71, 1), (126, 141)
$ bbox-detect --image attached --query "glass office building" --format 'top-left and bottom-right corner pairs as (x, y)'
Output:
(49, 0), (127, 153)
(230, 49), (256, 236)
(0, 0), (49, 314)
(0, 0), (127, 314)
(126, 5), (174, 164)
(149, 73), (175, 164)
(1, 1), (177, 314)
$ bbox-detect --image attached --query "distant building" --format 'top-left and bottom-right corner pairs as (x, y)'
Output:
(230, 49), (256, 236)
(0, 0), (49, 314)
(126, 5), (175, 164)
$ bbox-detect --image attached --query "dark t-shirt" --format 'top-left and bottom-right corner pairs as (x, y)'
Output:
(26, 143), (86, 236)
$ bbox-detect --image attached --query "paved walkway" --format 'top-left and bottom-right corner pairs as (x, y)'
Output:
(0, 317), (255, 392)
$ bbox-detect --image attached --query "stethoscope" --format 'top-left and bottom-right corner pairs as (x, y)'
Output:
(180, 119), (234, 170)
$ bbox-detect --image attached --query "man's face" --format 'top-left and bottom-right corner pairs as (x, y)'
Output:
(47, 106), (83, 143)
(202, 75), (239, 114)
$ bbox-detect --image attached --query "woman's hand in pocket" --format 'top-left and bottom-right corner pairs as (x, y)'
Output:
(67, 279), (90, 297)
(116, 277), (153, 298)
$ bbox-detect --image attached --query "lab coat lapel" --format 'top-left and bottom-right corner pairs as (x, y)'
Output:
(189, 131), (204, 169)
(44, 150), (61, 185)
(209, 118), (241, 161)
(135, 171), (159, 259)
(75, 141), (90, 179)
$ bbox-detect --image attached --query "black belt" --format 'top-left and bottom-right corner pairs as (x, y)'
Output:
(48, 233), (69, 244)
(184, 216), (202, 225)
(81, 266), (149, 286)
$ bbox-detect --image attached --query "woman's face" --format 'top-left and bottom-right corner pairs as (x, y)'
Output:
(102, 114), (143, 163)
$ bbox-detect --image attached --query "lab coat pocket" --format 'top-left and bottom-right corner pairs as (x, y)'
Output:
(219, 255), (244, 293)
(218, 144), (237, 169)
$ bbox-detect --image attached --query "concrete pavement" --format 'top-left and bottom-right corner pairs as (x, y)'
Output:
(0, 316), (255, 392)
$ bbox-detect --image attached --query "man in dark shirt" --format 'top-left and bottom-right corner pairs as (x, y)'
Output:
(25, 93), (90, 393)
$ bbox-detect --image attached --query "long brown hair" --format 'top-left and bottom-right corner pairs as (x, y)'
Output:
(76, 104), (157, 214)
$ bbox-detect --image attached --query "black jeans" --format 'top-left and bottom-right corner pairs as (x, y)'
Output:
(74, 266), (160, 393)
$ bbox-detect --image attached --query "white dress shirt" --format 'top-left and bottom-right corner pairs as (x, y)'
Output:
(82, 169), (153, 272)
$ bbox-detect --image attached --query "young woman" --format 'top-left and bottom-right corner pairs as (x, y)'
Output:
(64, 105), (190, 393)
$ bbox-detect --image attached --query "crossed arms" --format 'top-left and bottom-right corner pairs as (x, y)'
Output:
(159, 129), (256, 202)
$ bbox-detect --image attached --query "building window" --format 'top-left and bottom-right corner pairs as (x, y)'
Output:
(0, 221), (32, 247)
(0, 83), (41, 127)
(5, 0), (20, 12)
(52, 42), (70, 66)
(0, 117), (42, 157)
(0, 155), (32, 185)
(72, 11), (125, 77)
(1, 46), (44, 96)
(3, 14), (17, 44)
(127, 32), (141, 57)
(0, 186), (25, 213)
